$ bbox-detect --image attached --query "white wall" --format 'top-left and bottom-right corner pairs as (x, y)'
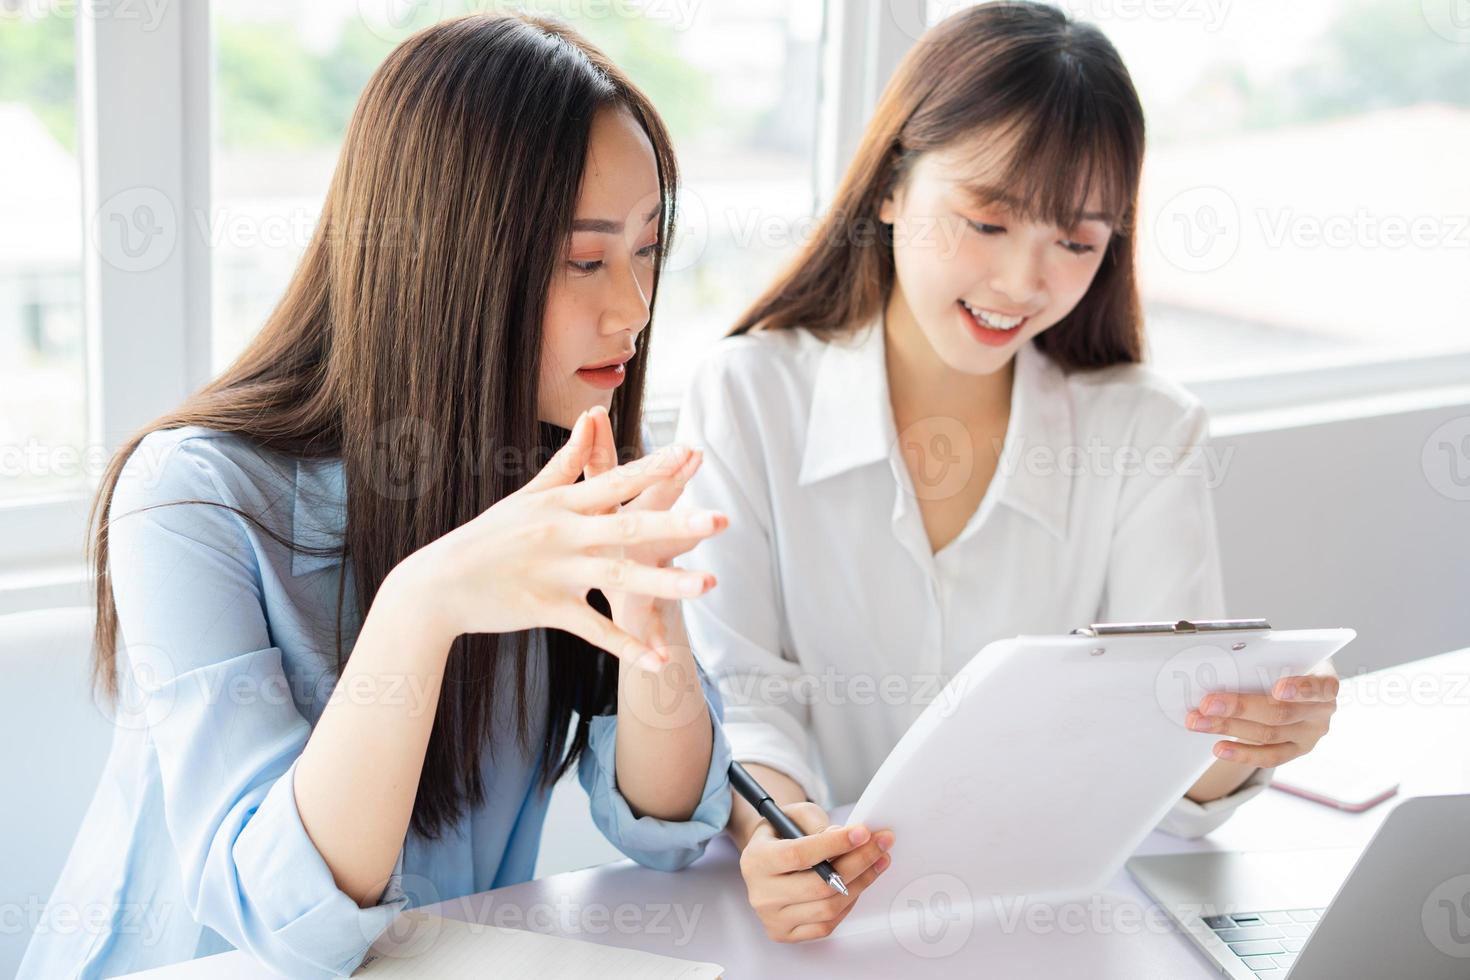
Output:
(1213, 397), (1470, 677)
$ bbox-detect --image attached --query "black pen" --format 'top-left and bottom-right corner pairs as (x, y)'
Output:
(729, 760), (848, 896)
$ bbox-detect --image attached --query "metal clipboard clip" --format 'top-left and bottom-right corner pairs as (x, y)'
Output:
(1070, 618), (1272, 638)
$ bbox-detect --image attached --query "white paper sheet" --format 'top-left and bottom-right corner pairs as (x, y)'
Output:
(837, 627), (1355, 935)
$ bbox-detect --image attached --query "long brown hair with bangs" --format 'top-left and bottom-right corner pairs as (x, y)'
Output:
(731, 0), (1146, 370)
(86, 13), (679, 839)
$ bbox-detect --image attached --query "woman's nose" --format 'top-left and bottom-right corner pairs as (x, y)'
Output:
(987, 242), (1043, 310)
(604, 261), (651, 336)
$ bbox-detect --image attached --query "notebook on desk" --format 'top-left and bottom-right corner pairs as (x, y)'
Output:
(356, 911), (723, 979)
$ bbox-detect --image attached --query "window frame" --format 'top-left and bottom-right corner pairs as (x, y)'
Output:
(3, 0), (1465, 593)
(0, 2), (213, 577)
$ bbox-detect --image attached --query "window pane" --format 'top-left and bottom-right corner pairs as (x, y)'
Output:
(560, 1), (822, 404)
(927, 0), (1470, 379)
(212, 1), (822, 407)
(0, 12), (86, 502)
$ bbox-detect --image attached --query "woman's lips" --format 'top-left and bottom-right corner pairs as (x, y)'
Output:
(957, 300), (1027, 348)
(576, 361), (628, 389)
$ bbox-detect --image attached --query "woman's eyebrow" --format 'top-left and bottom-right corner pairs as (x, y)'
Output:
(571, 204), (661, 234)
(959, 182), (1112, 224)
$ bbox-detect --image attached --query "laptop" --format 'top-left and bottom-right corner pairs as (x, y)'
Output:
(1127, 794), (1470, 979)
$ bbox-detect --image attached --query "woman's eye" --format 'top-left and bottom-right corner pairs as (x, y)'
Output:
(636, 241), (661, 260)
(568, 259), (602, 273)
(967, 220), (1005, 235)
(1061, 240), (1098, 255)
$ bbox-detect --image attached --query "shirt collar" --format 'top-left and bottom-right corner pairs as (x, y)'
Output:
(796, 316), (1074, 541)
(797, 317), (896, 487)
(291, 455), (347, 576)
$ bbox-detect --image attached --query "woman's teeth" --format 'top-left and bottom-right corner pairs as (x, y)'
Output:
(961, 300), (1024, 331)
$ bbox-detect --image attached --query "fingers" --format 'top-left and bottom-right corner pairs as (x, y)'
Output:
(1212, 739), (1304, 768)
(567, 557), (715, 600)
(773, 830), (893, 904)
(523, 411), (595, 493)
(1188, 711), (1316, 746)
(627, 447), (704, 515)
(582, 405), (619, 489)
(758, 822), (868, 875)
(1196, 690), (1320, 727)
(569, 509), (728, 550)
(1273, 673), (1340, 703)
(831, 828), (894, 882)
(554, 602), (656, 664)
(775, 849), (892, 938)
(558, 445), (695, 513)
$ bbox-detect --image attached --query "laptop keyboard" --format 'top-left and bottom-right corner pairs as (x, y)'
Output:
(1200, 908), (1325, 977)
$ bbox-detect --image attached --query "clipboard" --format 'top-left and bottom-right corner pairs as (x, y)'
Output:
(837, 620), (1355, 936)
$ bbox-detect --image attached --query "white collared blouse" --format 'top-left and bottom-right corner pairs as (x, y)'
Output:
(674, 319), (1271, 839)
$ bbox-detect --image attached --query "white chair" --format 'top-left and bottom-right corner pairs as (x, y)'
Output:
(0, 606), (114, 979)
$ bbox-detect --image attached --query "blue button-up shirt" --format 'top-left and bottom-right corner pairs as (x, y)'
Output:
(19, 426), (733, 979)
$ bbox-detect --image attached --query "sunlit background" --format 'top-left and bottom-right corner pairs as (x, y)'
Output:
(3, 0), (1468, 501)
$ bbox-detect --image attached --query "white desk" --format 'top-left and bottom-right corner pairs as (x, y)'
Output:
(127, 647), (1470, 978)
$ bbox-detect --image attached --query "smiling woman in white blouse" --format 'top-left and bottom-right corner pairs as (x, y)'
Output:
(675, 3), (1340, 944)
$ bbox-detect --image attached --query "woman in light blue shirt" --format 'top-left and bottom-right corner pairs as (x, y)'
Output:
(21, 14), (732, 979)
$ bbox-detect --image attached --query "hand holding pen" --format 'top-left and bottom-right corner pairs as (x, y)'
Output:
(730, 761), (895, 941)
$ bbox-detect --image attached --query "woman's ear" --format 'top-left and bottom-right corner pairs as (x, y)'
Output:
(878, 190), (898, 225)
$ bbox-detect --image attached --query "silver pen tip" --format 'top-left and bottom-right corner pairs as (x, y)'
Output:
(831, 874), (849, 896)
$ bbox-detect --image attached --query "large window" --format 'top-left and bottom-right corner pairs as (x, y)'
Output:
(0, 12), (86, 503)
(2, 0), (1463, 582)
(925, 0), (1470, 380)
(212, 0), (821, 405)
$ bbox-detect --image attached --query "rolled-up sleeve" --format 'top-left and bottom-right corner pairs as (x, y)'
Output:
(1101, 396), (1273, 838)
(108, 436), (407, 978)
(578, 659), (733, 870)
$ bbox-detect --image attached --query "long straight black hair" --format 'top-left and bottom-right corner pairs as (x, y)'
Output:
(89, 13), (679, 839)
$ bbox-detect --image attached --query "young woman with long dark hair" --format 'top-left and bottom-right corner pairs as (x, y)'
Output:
(21, 15), (732, 978)
(676, 2), (1340, 942)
